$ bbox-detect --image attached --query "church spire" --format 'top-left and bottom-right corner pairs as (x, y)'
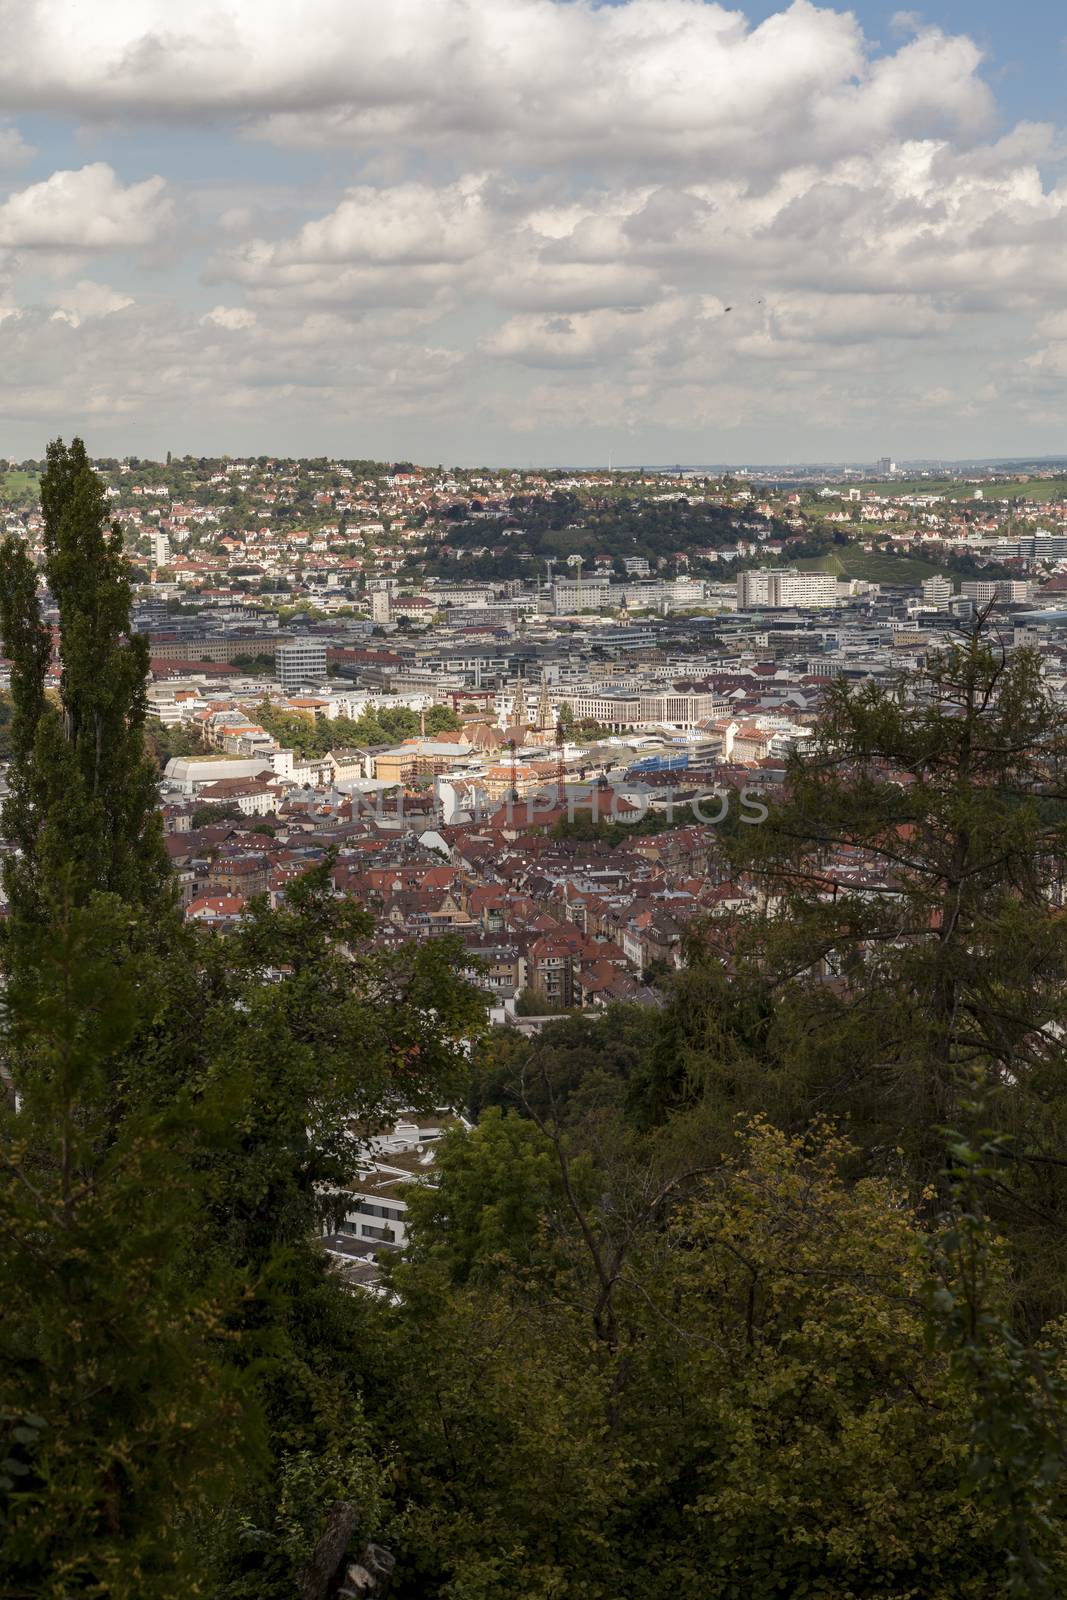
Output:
(536, 672), (553, 733)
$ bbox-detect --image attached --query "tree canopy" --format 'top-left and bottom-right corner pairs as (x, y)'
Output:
(4, 454), (1067, 1596)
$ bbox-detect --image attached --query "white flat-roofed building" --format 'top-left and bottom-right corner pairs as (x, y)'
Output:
(738, 567), (847, 608)
(558, 688), (730, 730)
(325, 1109), (471, 1261)
(552, 578), (612, 613)
(163, 756), (276, 795)
(277, 638), (327, 691)
(921, 576), (953, 608)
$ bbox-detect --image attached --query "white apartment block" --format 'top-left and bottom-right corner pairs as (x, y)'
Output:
(552, 578), (612, 612)
(737, 567), (848, 608)
(277, 638), (328, 690)
(961, 581), (999, 605)
(668, 578), (706, 608)
(960, 580), (1031, 607)
(331, 1110), (470, 1253)
(560, 688), (729, 730)
(921, 576), (953, 607)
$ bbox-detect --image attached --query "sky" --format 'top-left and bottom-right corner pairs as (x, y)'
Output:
(0, 0), (1064, 466)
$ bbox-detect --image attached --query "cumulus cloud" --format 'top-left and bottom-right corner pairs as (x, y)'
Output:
(481, 296), (717, 369)
(202, 304), (258, 330)
(0, 164), (171, 249)
(220, 132), (1067, 331)
(0, 0), (995, 171)
(0, 300), (465, 436)
(0, 1), (1063, 458)
(48, 278), (134, 326)
(271, 179), (489, 265)
(212, 179), (489, 314)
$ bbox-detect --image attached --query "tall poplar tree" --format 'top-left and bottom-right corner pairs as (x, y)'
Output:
(0, 436), (169, 925)
(0, 440), (486, 1597)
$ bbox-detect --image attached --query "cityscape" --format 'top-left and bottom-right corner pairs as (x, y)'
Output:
(4, 2), (1067, 1597)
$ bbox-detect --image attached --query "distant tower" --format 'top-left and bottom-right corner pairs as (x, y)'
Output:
(536, 673), (554, 734)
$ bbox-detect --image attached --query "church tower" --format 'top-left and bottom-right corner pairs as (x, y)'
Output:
(536, 673), (554, 734)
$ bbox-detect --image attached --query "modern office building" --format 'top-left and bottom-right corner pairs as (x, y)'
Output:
(921, 576), (953, 608)
(277, 638), (328, 691)
(737, 568), (845, 608)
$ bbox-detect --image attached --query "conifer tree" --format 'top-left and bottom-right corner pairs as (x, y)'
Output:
(0, 440), (485, 1597)
(0, 896), (257, 1600)
(641, 623), (1067, 1137)
(0, 437), (169, 925)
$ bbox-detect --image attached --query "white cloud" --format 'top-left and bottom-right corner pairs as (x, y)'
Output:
(202, 304), (258, 330)
(0, 1), (994, 171)
(272, 179), (488, 265)
(0, 300), (465, 434)
(482, 296), (718, 368)
(0, 164), (171, 249)
(214, 178), (490, 313)
(0, 2), (1063, 459)
(48, 278), (134, 326)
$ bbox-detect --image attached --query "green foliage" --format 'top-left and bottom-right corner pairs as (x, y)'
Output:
(144, 717), (205, 770)
(398, 1109), (562, 1285)
(229, 653), (275, 675)
(794, 547), (945, 583)
(0, 687), (13, 759)
(253, 699), (462, 759)
(0, 439), (170, 925)
(373, 1119), (1022, 1599)
(0, 853), (486, 1596)
(550, 806), (673, 845)
(925, 1121), (1067, 1596)
(426, 488), (773, 575)
(0, 895), (261, 1600)
(651, 629), (1067, 1198)
(191, 801), (247, 828)
(473, 1006), (655, 1125)
(0, 446), (487, 1599)
(0, 467), (40, 507)
(513, 985), (569, 1016)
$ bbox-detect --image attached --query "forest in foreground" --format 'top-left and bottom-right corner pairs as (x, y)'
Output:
(4, 442), (1067, 1599)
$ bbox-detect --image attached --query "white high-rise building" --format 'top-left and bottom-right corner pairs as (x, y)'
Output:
(921, 576), (953, 608)
(667, 577), (706, 609)
(737, 569), (773, 607)
(151, 530), (171, 568)
(995, 580), (1032, 604)
(737, 568), (844, 608)
(370, 586), (392, 623)
(961, 581), (999, 606)
(552, 578), (612, 613)
(277, 638), (327, 691)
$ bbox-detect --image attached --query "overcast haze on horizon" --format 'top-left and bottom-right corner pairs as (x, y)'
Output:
(0, 0), (1064, 466)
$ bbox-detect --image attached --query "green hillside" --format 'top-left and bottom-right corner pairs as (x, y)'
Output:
(0, 468), (40, 502)
(795, 548), (944, 584)
(850, 476), (1067, 503)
